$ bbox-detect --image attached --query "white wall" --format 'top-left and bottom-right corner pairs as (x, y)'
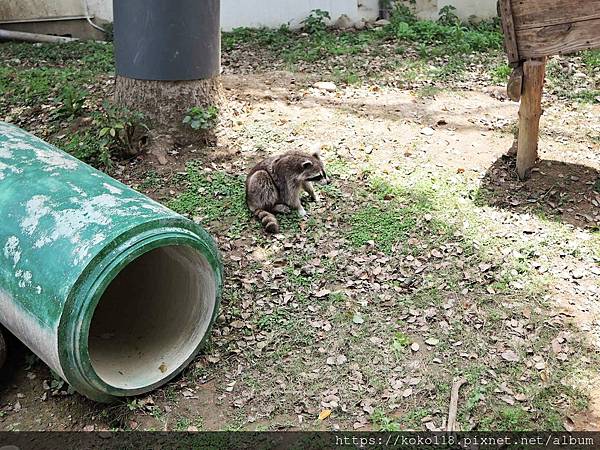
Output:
(358, 0), (380, 22)
(438, 0), (497, 21)
(220, 0), (359, 30)
(409, 0), (497, 21)
(88, 0), (361, 29)
(86, 0), (498, 28)
(0, 0), (84, 22)
(86, 0), (113, 23)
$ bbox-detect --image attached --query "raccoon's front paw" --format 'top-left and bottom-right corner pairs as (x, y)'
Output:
(274, 204), (291, 214)
(297, 206), (307, 217)
(310, 193), (320, 203)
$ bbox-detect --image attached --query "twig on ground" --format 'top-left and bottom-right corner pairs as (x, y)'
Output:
(447, 377), (467, 432)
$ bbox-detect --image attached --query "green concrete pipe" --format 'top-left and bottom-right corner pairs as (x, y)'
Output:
(0, 122), (222, 402)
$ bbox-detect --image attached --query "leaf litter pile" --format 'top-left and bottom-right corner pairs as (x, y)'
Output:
(0, 25), (599, 433)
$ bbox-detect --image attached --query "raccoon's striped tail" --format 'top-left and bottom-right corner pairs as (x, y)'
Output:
(255, 209), (279, 234)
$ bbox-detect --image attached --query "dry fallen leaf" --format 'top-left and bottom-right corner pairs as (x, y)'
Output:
(424, 421), (438, 431)
(501, 350), (519, 362)
(315, 289), (331, 298)
(318, 409), (332, 421)
(431, 249), (443, 258)
(551, 340), (562, 354)
(500, 395), (515, 405)
(563, 416), (575, 432)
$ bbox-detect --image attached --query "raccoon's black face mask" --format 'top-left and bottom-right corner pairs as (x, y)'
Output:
(302, 154), (330, 185)
(306, 171), (330, 185)
(302, 157), (329, 184)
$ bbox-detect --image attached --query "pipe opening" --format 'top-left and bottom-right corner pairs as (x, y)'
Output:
(88, 245), (215, 390)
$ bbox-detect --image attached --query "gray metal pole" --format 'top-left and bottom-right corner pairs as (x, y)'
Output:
(113, 0), (220, 81)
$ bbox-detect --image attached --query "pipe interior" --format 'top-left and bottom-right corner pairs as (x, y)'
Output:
(88, 245), (215, 390)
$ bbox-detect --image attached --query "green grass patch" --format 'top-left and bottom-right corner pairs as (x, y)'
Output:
(168, 164), (248, 235)
(349, 205), (417, 253)
(371, 408), (401, 432)
(0, 41), (113, 108)
(222, 7), (502, 76)
(348, 176), (447, 253)
(0, 66), (93, 106)
(0, 41), (113, 72)
(491, 63), (512, 84)
(583, 50), (600, 71)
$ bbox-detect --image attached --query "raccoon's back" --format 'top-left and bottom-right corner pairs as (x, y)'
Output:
(247, 156), (275, 179)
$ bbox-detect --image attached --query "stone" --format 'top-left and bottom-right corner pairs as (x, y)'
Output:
(354, 20), (366, 30)
(374, 19), (391, 26)
(314, 81), (337, 92)
(334, 14), (354, 30)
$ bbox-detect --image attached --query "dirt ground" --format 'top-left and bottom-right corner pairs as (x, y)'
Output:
(1, 60), (599, 431)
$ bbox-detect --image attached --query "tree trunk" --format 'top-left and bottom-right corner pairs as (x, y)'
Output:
(115, 76), (222, 149)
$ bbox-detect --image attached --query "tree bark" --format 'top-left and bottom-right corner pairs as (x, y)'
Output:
(517, 58), (546, 180)
(114, 76), (222, 149)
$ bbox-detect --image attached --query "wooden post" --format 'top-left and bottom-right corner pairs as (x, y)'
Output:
(517, 58), (546, 180)
(507, 65), (523, 102)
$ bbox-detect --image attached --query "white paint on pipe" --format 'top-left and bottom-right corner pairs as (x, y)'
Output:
(0, 161), (22, 180)
(34, 148), (80, 172)
(103, 183), (123, 195)
(3, 236), (21, 267)
(21, 195), (52, 235)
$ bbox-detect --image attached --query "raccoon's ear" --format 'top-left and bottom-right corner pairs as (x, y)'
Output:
(312, 149), (321, 159)
(302, 160), (314, 170)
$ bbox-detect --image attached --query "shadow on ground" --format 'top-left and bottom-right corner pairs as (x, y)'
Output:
(480, 154), (600, 230)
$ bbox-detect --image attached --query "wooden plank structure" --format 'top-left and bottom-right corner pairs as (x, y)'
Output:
(499, 0), (600, 179)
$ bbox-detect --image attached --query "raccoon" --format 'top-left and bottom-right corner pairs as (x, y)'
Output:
(245, 150), (330, 233)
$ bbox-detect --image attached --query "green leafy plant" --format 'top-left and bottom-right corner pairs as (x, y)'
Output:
(92, 101), (147, 167)
(392, 332), (410, 351)
(492, 63), (512, 83)
(389, 7), (502, 55)
(371, 408), (401, 431)
(301, 9), (331, 35)
(390, 3), (417, 24)
(438, 5), (461, 26)
(55, 86), (87, 119)
(183, 105), (219, 131)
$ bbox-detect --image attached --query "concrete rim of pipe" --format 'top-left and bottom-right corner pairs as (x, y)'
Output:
(57, 222), (221, 402)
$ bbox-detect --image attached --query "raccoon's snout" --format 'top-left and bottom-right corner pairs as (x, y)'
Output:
(307, 172), (330, 185)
